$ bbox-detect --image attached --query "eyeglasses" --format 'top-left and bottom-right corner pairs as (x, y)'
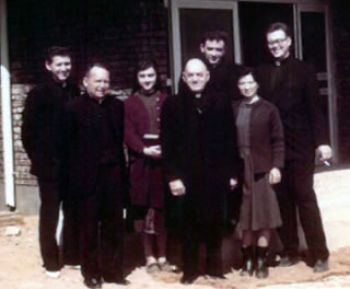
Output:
(267, 38), (288, 46)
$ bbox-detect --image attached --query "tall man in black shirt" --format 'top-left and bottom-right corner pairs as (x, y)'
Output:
(22, 46), (80, 277)
(199, 30), (241, 100)
(257, 22), (332, 273)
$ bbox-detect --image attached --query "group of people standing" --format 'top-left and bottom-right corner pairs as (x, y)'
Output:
(21, 21), (332, 289)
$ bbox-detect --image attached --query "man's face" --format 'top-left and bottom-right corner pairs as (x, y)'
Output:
(137, 66), (157, 92)
(200, 39), (226, 66)
(266, 29), (292, 60)
(83, 67), (110, 100)
(182, 59), (210, 93)
(45, 55), (72, 83)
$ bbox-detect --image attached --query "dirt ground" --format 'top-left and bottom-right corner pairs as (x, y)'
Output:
(1, 168), (350, 289)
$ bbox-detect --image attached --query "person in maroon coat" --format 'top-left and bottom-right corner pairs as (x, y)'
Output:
(124, 60), (175, 273)
(233, 68), (284, 278)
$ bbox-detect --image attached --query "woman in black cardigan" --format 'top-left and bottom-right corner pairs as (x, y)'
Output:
(233, 68), (284, 278)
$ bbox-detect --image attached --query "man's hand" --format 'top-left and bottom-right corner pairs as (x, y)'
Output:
(269, 167), (281, 184)
(316, 145), (332, 162)
(229, 178), (238, 190)
(169, 179), (186, 196)
(143, 145), (162, 159)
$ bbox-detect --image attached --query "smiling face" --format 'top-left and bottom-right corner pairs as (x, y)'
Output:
(200, 39), (226, 66)
(182, 59), (210, 93)
(45, 55), (72, 83)
(83, 66), (110, 101)
(137, 66), (157, 93)
(267, 29), (292, 60)
(238, 73), (258, 99)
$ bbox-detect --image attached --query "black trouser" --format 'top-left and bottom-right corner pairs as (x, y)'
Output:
(62, 196), (81, 266)
(37, 179), (62, 271)
(275, 159), (329, 263)
(182, 221), (224, 278)
(80, 165), (124, 280)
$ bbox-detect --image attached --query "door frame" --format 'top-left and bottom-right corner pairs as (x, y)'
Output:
(169, 0), (337, 162)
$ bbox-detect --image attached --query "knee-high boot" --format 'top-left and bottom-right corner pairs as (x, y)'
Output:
(240, 246), (255, 276)
(256, 246), (269, 279)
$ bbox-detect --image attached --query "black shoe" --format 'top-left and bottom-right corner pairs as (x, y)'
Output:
(279, 256), (300, 267)
(255, 247), (269, 279)
(240, 246), (255, 277)
(103, 276), (130, 285)
(84, 277), (102, 289)
(207, 273), (226, 280)
(180, 274), (198, 284)
(313, 259), (329, 273)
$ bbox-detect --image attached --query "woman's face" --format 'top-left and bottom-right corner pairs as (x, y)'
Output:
(237, 73), (258, 99)
(137, 66), (157, 92)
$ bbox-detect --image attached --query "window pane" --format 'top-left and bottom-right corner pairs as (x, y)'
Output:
(239, 2), (294, 66)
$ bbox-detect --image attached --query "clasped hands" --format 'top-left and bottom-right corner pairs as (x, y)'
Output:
(143, 145), (162, 158)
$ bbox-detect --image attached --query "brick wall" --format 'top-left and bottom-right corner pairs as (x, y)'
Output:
(7, 0), (169, 185)
(331, 1), (350, 162)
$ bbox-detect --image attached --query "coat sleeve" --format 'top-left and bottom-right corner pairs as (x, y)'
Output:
(124, 98), (145, 154)
(21, 87), (42, 159)
(269, 105), (285, 168)
(160, 97), (183, 183)
(305, 63), (329, 146)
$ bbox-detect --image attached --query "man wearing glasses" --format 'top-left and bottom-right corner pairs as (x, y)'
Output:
(257, 22), (332, 273)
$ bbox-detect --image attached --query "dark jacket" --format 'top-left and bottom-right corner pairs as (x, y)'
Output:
(21, 78), (80, 180)
(64, 94), (126, 197)
(161, 86), (241, 225)
(232, 99), (284, 173)
(124, 91), (167, 208)
(257, 57), (328, 161)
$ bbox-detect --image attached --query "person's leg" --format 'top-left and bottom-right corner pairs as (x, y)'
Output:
(240, 230), (255, 276)
(206, 225), (224, 278)
(256, 229), (271, 278)
(275, 162), (299, 263)
(294, 160), (329, 271)
(79, 193), (100, 282)
(181, 219), (200, 283)
(100, 166), (126, 283)
(37, 179), (61, 272)
(62, 197), (80, 266)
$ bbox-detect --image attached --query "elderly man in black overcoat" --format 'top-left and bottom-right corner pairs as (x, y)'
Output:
(257, 22), (332, 273)
(161, 58), (241, 284)
(64, 64), (128, 288)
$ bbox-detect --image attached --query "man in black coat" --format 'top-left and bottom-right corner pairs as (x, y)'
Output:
(257, 22), (332, 273)
(64, 64), (128, 289)
(199, 30), (241, 100)
(179, 30), (241, 101)
(161, 58), (240, 284)
(21, 46), (80, 277)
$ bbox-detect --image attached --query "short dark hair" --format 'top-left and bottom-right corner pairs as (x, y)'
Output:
(266, 22), (291, 37)
(84, 62), (110, 78)
(132, 59), (161, 92)
(201, 30), (229, 46)
(45, 46), (71, 63)
(237, 67), (257, 83)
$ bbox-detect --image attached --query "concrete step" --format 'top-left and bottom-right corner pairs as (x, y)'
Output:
(0, 211), (24, 227)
